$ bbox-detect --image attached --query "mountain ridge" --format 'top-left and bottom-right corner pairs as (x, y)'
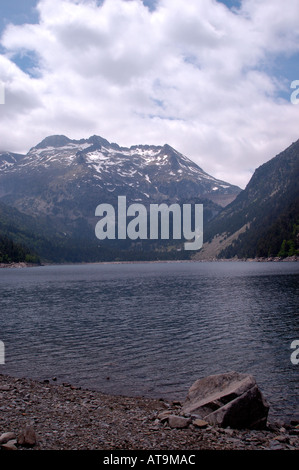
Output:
(0, 133), (241, 221)
(2, 133), (297, 263)
(0, 133), (241, 261)
(194, 138), (299, 260)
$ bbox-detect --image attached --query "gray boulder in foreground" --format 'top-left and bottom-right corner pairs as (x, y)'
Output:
(182, 372), (269, 429)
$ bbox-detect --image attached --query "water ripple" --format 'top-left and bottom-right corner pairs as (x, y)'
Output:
(0, 261), (298, 420)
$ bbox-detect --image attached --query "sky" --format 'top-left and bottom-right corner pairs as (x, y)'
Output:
(0, 0), (299, 188)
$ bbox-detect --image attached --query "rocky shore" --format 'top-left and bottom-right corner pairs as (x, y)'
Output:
(195, 255), (299, 263)
(0, 373), (298, 451)
(0, 262), (39, 269)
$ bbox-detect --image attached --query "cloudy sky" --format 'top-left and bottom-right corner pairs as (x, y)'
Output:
(0, 0), (299, 188)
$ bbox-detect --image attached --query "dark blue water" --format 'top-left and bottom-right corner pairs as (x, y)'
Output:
(0, 261), (298, 421)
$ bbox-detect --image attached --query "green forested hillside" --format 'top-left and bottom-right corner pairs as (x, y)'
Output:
(257, 199), (299, 257)
(0, 234), (40, 264)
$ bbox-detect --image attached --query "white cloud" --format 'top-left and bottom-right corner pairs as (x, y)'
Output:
(0, 0), (299, 188)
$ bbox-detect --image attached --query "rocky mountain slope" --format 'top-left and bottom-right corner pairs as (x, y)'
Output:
(195, 139), (299, 260)
(0, 134), (240, 211)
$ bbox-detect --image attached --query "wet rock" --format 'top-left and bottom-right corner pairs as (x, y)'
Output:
(182, 371), (269, 429)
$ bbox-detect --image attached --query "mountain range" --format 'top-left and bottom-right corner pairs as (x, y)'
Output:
(0, 134), (298, 263)
(0, 134), (240, 262)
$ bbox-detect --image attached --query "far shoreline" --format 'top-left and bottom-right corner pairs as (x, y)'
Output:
(0, 255), (298, 269)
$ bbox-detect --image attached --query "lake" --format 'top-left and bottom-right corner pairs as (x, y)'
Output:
(0, 260), (298, 422)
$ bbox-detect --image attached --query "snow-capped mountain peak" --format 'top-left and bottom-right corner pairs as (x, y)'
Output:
(0, 134), (241, 229)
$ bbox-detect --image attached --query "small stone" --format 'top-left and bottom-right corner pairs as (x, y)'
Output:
(158, 410), (172, 422)
(223, 428), (234, 435)
(1, 440), (17, 451)
(172, 400), (182, 407)
(168, 415), (191, 429)
(193, 419), (209, 429)
(274, 435), (289, 443)
(289, 428), (299, 435)
(17, 426), (37, 447)
(269, 440), (284, 450)
(290, 416), (299, 426)
(0, 432), (16, 444)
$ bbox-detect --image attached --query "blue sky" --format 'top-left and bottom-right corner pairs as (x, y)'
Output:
(0, 1), (38, 32)
(0, 0), (299, 188)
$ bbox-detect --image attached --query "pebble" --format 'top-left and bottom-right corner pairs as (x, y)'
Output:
(0, 432), (16, 444)
(168, 415), (191, 429)
(1, 440), (18, 451)
(193, 419), (209, 429)
(17, 426), (37, 447)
